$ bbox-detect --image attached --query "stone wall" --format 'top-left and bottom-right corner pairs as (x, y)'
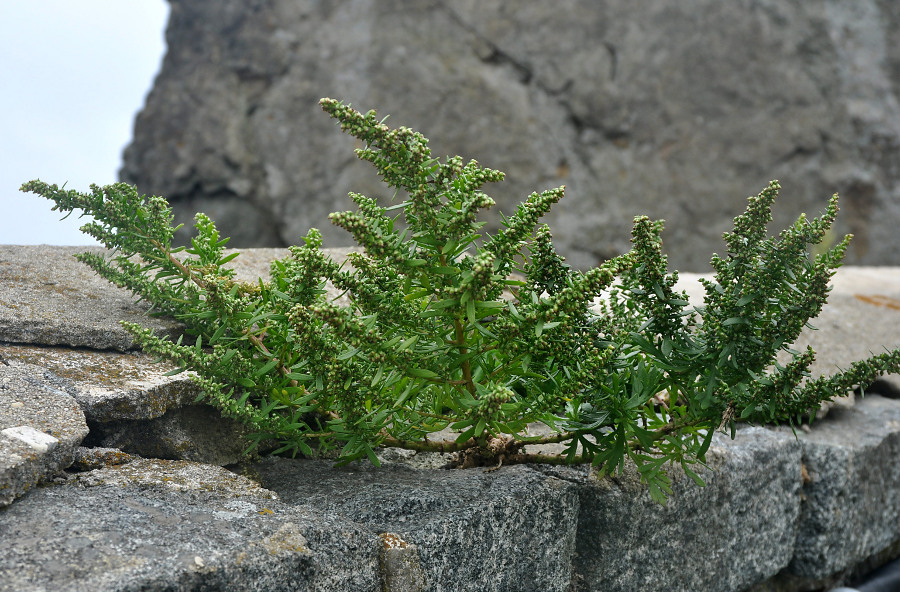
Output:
(121, 0), (900, 271)
(3, 245), (900, 591)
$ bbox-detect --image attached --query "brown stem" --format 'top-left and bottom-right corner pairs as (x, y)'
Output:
(149, 238), (209, 292)
(517, 431), (575, 445)
(380, 433), (475, 453)
(453, 317), (477, 396)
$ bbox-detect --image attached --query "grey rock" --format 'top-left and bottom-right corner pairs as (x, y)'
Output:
(566, 427), (801, 592)
(0, 247), (357, 465)
(0, 458), (381, 592)
(0, 360), (88, 507)
(70, 446), (139, 471)
(0, 245), (357, 354)
(0, 343), (199, 423)
(250, 458), (580, 592)
(123, 0), (900, 272)
(1, 343), (251, 465)
(88, 403), (263, 466)
(380, 534), (427, 592)
(786, 395), (900, 580)
(0, 245), (181, 350)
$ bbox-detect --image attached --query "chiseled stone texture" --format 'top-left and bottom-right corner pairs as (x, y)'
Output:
(0, 361), (88, 507)
(379, 533), (428, 592)
(0, 459), (381, 592)
(250, 458), (580, 592)
(787, 395), (900, 580)
(567, 427), (802, 592)
(123, 1), (900, 271)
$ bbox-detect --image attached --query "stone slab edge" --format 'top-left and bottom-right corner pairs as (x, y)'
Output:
(0, 361), (88, 507)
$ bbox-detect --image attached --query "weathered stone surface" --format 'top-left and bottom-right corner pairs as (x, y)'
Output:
(0, 343), (198, 423)
(0, 343), (254, 465)
(0, 246), (356, 354)
(123, 1), (900, 271)
(87, 403), (263, 466)
(251, 458), (580, 592)
(223, 246), (358, 283)
(786, 395), (900, 580)
(565, 427), (801, 592)
(0, 458), (381, 592)
(0, 245), (181, 350)
(380, 534), (427, 592)
(0, 360), (88, 507)
(0, 246), (373, 465)
(70, 446), (138, 472)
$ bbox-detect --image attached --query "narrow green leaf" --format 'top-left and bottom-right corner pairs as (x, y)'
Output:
(508, 302), (523, 320)
(370, 365), (384, 388)
(455, 425), (477, 443)
(723, 317), (748, 326)
(337, 347), (359, 361)
(431, 298), (459, 310)
(397, 335), (419, 352)
(408, 367), (439, 379)
(285, 372), (312, 381)
(404, 288), (431, 301)
(218, 252), (240, 265)
(365, 445), (380, 467)
(474, 300), (506, 311)
(256, 358), (279, 376)
(736, 293), (756, 306)
(649, 482), (668, 506)
(682, 462), (707, 487)
(474, 418), (487, 437)
(395, 382), (416, 407)
(208, 323), (228, 345)
(697, 428), (715, 458)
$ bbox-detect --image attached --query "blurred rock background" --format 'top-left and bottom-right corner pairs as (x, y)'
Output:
(121, 0), (900, 271)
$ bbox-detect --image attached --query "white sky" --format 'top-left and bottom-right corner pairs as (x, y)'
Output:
(0, 2), (169, 246)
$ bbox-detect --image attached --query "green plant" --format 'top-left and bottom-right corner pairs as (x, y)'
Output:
(21, 98), (900, 503)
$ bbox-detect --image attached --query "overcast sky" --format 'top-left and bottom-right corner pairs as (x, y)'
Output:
(0, 2), (169, 246)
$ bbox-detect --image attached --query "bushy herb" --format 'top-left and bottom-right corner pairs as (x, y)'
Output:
(21, 99), (900, 503)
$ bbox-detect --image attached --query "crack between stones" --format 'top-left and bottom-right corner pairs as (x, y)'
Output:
(436, 3), (565, 101)
(434, 3), (613, 209)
